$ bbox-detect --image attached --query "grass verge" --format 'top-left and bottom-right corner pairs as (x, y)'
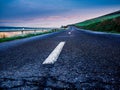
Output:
(73, 11), (120, 34)
(75, 16), (120, 34)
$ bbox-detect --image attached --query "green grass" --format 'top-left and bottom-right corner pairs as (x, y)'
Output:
(74, 11), (120, 33)
(0, 29), (60, 43)
(75, 13), (120, 27)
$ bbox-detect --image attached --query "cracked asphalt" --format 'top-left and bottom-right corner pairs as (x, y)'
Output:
(0, 26), (120, 90)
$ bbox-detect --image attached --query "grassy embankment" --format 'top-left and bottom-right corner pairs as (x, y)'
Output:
(74, 10), (120, 33)
(0, 29), (60, 43)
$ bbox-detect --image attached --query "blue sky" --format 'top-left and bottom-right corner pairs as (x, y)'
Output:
(0, 0), (120, 27)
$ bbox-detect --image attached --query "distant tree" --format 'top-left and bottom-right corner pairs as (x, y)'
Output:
(61, 26), (68, 28)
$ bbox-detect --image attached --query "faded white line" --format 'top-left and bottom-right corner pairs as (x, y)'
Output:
(43, 41), (65, 64)
(68, 32), (71, 34)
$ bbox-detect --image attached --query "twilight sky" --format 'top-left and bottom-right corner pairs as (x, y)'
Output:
(0, 0), (120, 27)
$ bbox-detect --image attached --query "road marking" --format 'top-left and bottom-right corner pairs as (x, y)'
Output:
(68, 32), (71, 34)
(43, 41), (65, 64)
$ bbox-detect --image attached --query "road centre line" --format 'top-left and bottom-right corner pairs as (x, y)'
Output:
(42, 41), (66, 64)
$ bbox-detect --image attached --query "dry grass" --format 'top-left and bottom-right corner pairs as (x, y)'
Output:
(0, 29), (62, 43)
(0, 30), (44, 38)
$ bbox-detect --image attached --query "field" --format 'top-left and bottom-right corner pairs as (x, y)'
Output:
(0, 29), (60, 43)
(0, 30), (46, 38)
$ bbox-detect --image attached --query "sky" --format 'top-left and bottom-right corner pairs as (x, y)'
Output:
(0, 0), (120, 27)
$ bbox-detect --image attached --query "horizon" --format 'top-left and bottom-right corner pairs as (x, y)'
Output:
(0, 0), (120, 27)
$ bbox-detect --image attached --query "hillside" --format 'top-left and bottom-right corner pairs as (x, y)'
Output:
(74, 10), (120, 33)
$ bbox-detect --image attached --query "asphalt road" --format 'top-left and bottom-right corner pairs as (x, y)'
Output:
(0, 26), (120, 90)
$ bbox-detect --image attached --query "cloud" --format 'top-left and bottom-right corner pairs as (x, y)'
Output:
(0, 0), (120, 27)
(0, 0), (70, 20)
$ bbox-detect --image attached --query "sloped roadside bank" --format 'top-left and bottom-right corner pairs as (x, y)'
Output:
(75, 16), (120, 34)
(73, 10), (120, 34)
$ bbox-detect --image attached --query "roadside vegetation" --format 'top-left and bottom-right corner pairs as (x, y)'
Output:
(74, 10), (120, 33)
(0, 29), (61, 43)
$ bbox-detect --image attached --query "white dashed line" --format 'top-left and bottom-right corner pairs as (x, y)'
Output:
(68, 32), (71, 34)
(43, 41), (65, 64)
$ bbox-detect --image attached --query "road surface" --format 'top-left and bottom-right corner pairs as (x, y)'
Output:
(0, 26), (120, 89)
